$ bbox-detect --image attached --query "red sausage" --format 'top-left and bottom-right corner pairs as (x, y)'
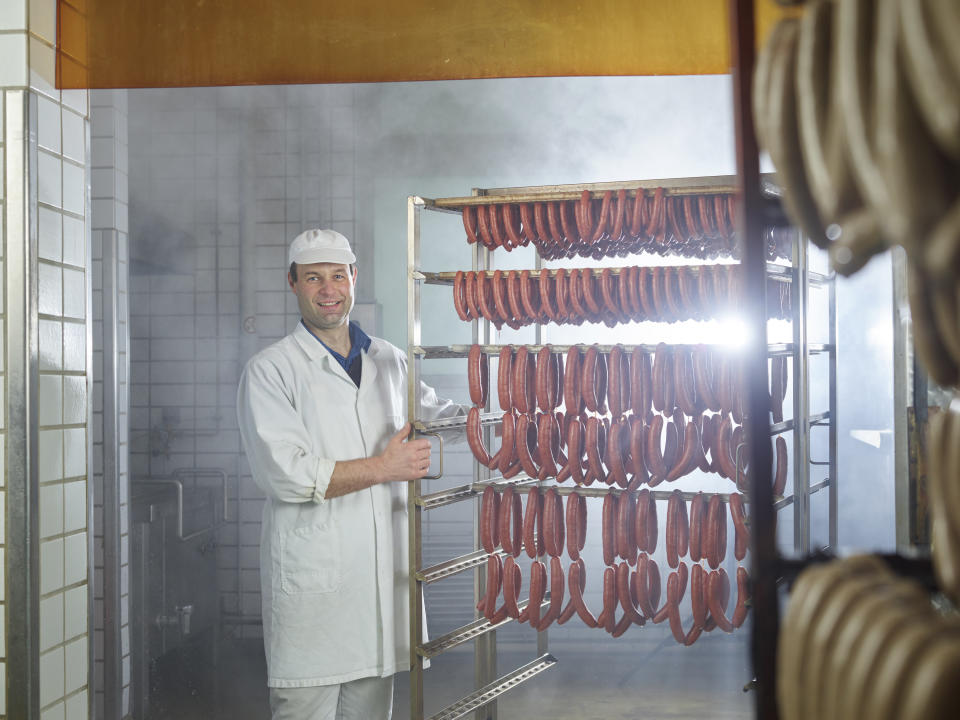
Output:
(602, 493), (617, 566)
(729, 492), (749, 561)
(467, 406), (492, 468)
(523, 487), (542, 559)
(468, 344), (488, 407)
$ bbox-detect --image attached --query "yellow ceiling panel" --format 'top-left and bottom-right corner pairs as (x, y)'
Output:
(58, 0), (795, 88)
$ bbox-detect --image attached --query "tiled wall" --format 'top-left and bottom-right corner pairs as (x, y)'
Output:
(35, 86), (91, 720)
(90, 89), (130, 719)
(127, 85), (365, 635)
(2, 2), (92, 718)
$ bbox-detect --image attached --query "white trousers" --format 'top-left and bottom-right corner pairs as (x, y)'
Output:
(269, 675), (394, 720)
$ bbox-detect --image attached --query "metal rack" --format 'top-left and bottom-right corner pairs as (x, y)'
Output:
(406, 175), (837, 720)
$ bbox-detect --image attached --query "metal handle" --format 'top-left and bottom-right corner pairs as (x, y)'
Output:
(417, 429), (444, 480)
(133, 467), (230, 540)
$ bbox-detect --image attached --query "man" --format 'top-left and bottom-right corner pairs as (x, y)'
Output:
(237, 228), (461, 719)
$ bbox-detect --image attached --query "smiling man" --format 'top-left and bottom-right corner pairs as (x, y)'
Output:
(237, 229), (462, 720)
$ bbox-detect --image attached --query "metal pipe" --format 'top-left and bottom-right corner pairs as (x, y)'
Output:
(730, 1), (778, 718)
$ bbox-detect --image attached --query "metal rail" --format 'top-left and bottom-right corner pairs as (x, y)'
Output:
(413, 342), (830, 360)
(427, 655), (558, 720)
(417, 262), (831, 287)
(418, 598), (551, 659)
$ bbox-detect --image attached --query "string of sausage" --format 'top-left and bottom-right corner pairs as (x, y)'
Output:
(452, 266), (787, 326)
(457, 190), (787, 262)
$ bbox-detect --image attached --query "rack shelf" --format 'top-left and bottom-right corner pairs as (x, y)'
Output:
(407, 172), (837, 719)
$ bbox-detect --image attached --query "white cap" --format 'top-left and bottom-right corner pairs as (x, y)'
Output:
(288, 228), (357, 266)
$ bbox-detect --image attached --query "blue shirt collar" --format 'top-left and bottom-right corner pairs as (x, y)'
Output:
(300, 320), (371, 371)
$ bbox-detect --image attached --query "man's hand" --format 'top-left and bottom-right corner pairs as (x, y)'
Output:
(378, 422), (432, 482)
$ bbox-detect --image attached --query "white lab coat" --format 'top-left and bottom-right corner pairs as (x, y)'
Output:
(237, 323), (461, 687)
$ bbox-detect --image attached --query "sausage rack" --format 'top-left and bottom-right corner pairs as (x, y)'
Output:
(405, 174), (837, 719)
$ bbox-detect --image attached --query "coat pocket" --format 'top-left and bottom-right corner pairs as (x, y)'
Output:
(278, 523), (341, 594)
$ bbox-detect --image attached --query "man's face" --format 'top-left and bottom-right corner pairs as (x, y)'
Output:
(288, 262), (357, 333)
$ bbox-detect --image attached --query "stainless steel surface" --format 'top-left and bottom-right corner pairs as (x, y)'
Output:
(102, 229), (124, 720)
(418, 429), (444, 479)
(4, 87), (42, 720)
(418, 549), (501, 585)
(408, 195), (426, 720)
(828, 257), (839, 550)
(792, 233), (811, 556)
(414, 342), (829, 360)
(419, 598), (551, 659)
(427, 654), (557, 720)
(769, 411), (830, 436)
(892, 246), (912, 551)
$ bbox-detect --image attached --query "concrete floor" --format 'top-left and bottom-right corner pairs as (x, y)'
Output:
(150, 625), (753, 719)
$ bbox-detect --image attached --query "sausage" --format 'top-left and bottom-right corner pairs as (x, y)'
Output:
(533, 203), (552, 253)
(453, 270), (471, 321)
(673, 348), (698, 416)
(537, 556), (566, 630)
(480, 485), (499, 555)
(706, 494), (727, 570)
(544, 201), (564, 251)
(596, 566), (618, 633)
(663, 267), (686, 320)
(602, 492), (617, 566)
(651, 343), (670, 413)
(567, 268), (589, 325)
(552, 268), (570, 323)
(689, 492), (706, 562)
(523, 487), (542, 559)
(515, 414), (540, 479)
(715, 414), (738, 480)
(585, 416), (606, 485)
(608, 345), (626, 419)
(464, 271), (481, 322)
(774, 435), (788, 496)
(536, 411), (559, 480)
(661, 414), (680, 476)
(633, 488), (648, 554)
(483, 554), (502, 621)
(467, 406), (492, 468)
(616, 268), (633, 323)
(629, 189), (646, 239)
(538, 270), (559, 324)
(495, 411), (517, 473)
(633, 553), (654, 618)
(666, 490), (681, 568)
(645, 414), (666, 484)
(591, 190), (613, 244)
(729, 492), (749, 561)
(527, 559), (546, 628)
(569, 558), (598, 628)
(691, 562), (709, 630)
(630, 348), (652, 421)
(580, 268), (603, 320)
(565, 415), (585, 484)
(502, 203), (524, 248)
(627, 418), (649, 488)
(503, 555), (522, 620)
(505, 270), (526, 325)
(512, 346), (535, 415)
(559, 200), (581, 250)
(536, 345), (559, 412)
(644, 187), (666, 240)
(616, 491), (638, 564)
(616, 560), (645, 625)
(475, 272), (500, 328)
(677, 267), (701, 320)
(519, 270), (541, 323)
(693, 345), (720, 412)
(730, 565), (750, 628)
(707, 569), (734, 633)
(566, 492), (583, 560)
(462, 206), (479, 245)
(606, 420), (630, 488)
(666, 416), (702, 482)
(544, 488), (564, 558)
(498, 485), (522, 557)
(564, 346), (583, 415)
(667, 563), (701, 645)
(468, 344), (488, 407)
(491, 270), (515, 329)
(519, 203), (537, 246)
(675, 490), (689, 558)
(497, 346), (514, 412)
